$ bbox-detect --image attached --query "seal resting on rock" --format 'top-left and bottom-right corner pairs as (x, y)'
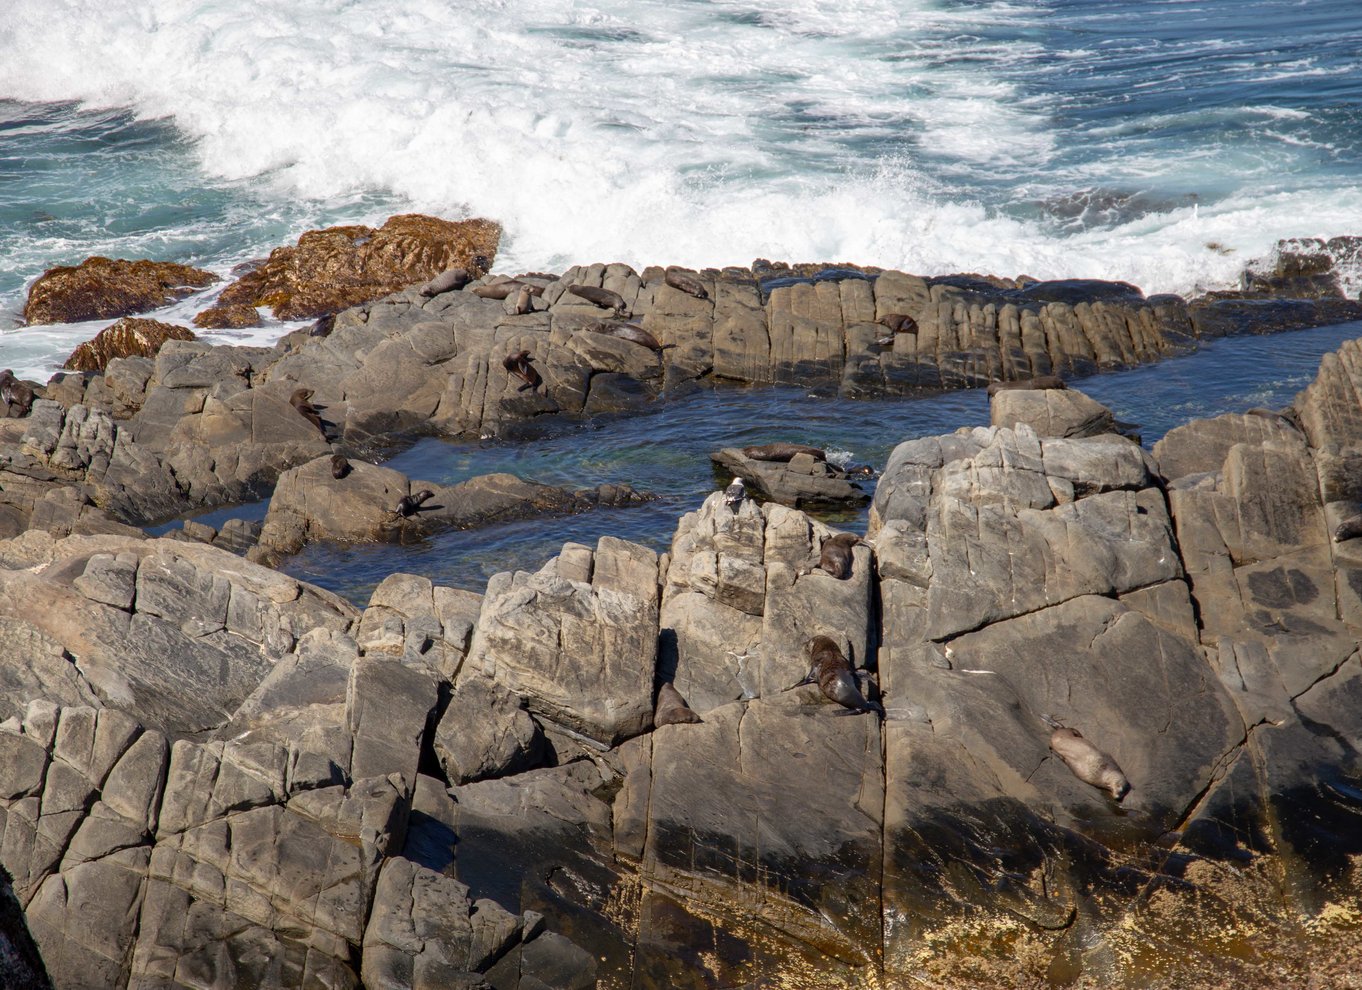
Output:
(741, 442), (827, 463)
(987, 375), (1068, 397)
(1041, 714), (1130, 801)
(664, 268), (708, 300)
(724, 477), (746, 511)
(510, 284), (534, 315)
(654, 682), (703, 726)
(502, 350), (542, 393)
(1333, 514), (1362, 542)
(800, 532), (866, 580)
(879, 313), (918, 334)
(419, 267), (469, 297)
(791, 636), (881, 715)
(289, 388), (327, 436)
(585, 321), (674, 352)
(394, 489), (434, 519)
(330, 453), (350, 480)
(0, 370), (35, 417)
(567, 284), (630, 317)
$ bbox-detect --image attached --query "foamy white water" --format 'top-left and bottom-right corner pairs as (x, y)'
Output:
(2, 0), (1361, 378)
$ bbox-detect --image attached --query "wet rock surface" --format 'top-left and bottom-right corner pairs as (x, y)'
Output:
(62, 318), (197, 374)
(23, 258), (219, 326)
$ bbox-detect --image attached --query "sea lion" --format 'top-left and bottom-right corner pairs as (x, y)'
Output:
(585, 321), (674, 352)
(841, 463), (875, 479)
(1041, 714), (1131, 801)
(986, 375), (1068, 397)
(419, 267), (470, 297)
(330, 453), (350, 480)
(801, 532), (865, 580)
(509, 284), (534, 315)
(1334, 514), (1362, 542)
(654, 682), (703, 726)
(567, 284), (630, 317)
(502, 350), (542, 393)
(394, 489), (434, 518)
(308, 314), (335, 338)
(473, 278), (517, 300)
(724, 477), (746, 511)
(741, 442), (827, 463)
(664, 268), (709, 300)
(879, 313), (918, 334)
(289, 388), (326, 435)
(0, 370), (35, 418)
(791, 636), (881, 715)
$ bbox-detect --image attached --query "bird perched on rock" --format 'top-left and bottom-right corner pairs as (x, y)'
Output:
(789, 636), (881, 715)
(1040, 714), (1131, 801)
(724, 477), (746, 511)
(394, 489), (434, 518)
(502, 350), (542, 393)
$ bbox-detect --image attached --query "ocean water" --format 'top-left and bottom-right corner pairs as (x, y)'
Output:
(2, 0), (1362, 378)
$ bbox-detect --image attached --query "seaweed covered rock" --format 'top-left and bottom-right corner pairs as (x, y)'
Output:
(23, 257), (218, 326)
(62, 318), (196, 373)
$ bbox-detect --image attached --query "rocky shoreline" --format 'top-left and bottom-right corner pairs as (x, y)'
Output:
(1, 226), (1362, 988)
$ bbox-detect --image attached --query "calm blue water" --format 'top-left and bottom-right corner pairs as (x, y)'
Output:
(2, 0), (1362, 378)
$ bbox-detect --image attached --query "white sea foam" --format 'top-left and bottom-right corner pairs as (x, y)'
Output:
(2, 0), (1361, 383)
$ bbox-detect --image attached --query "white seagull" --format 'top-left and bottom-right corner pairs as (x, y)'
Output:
(724, 477), (746, 511)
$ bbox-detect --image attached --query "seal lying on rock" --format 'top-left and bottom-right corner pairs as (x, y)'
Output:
(880, 313), (918, 334)
(585, 321), (674, 353)
(1333, 514), (1362, 542)
(419, 267), (469, 297)
(289, 388), (327, 437)
(655, 682), (703, 726)
(1041, 714), (1131, 801)
(394, 489), (434, 519)
(987, 375), (1068, 397)
(741, 443), (827, 463)
(503, 350), (542, 393)
(0, 370), (35, 417)
(567, 284), (630, 317)
(330, 453), (350, 480)
(791, 636), (881, 715)
(800, 532), (866, 580)
(664, 268), (709, 300)
(473, 278), (518, 300)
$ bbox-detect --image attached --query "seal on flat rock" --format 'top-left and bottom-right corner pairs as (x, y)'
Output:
(1334, 514), (1362, 542)
(1041, 714), (1130, 801)
(394, 489), (434, 519)
(510, 284), (534, 315)
(473, 278), (517, 300)
(724, 477), (746, 511)
(586, 320), (674, 352)
(986, 375), (1068, 397)
(419, 267), (470, 297)
(800, 532), (865, 580)
(741, 442), (827, 463)
(308, 314), (335, 338)
(655, 682), (703, 726)
(879, 313), (918, 334)
(330, 453), (350, 480)
(0, 370), (35, 417)
(567, 284), (630, 317)
(791, 636), (881, 715)
(502, 350), (542, 393)
(664, 268), (709, 300)
(289, 388), (326, 436)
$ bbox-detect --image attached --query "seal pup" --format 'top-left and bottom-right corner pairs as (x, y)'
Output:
(289, 388), (326, 436)
(330, 453), (350, 480)
(741, 442), (827, 463)
(585, 321), (674, 353)
(509, 284), (534, 315)
(394, 489), (434, 519)
(654, 682), (703, 726)
(419, 267), (469, 297)
(1334, 514), (1362, 542)
(664, 268), (709, 300)
(791, 636), (881, 715)
(724, 477), (746, 511)
(986, 375), (1067, 397)
(800, 532), (866, 580)
(502, 350), (542, 393)
(1041, 714), (1131, 801)
(0, 370), (34, 418)
(567, 284), (630, 317)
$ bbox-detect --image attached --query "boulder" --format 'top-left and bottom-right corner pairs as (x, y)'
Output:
(989, 384), (1117, 438)
(22, 257), (218, 326)
(191, 303), (262, 329)
(214, 214), (501, 320)
(62, 317), (196, 373)
(710, 447), (872, 509)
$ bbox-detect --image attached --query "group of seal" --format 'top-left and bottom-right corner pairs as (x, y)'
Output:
(0, 370), (34, 418)
(502, 350), (543, 393)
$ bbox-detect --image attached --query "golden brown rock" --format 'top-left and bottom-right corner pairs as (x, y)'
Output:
(63, 318), (197, 373)
(214, 213), (500, 320)
(23, 257), (219, 325)
(192, 303), (261, 329)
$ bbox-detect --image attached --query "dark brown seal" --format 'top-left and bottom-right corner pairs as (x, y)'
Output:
(986, 375), (1068, 397)
(804, 532), (865, 580)
(654, 682), (703, 726)
(879, 313), (918, 334)
(664, 268), (709, 300)
(330, 453), (350, 480)
(1042, 715), (1130, 801)
(502, 350), (542, 393)
(792, 636), (881, 715)
(395, 489), (434, 518)
(419, 267), (469, 297)
(585, 321), (673, 352)
(0, 370), (35, 418)
(473, 278), (517, 300)
(741, 442), (827, 463)
(289, 388), (326, 435)
(567, 284), (630, 316)
(1334, 514), (1362, 542)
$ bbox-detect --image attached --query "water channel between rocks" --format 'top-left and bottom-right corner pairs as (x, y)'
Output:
(152, 320), (1362, 603)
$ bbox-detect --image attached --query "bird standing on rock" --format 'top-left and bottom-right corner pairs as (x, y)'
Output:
(724, 477), (746, 511)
